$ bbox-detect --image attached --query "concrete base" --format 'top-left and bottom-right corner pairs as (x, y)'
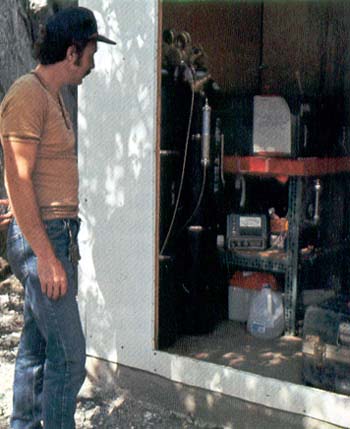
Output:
(82, 356), (343, 429)
(166, 320), (303, 384)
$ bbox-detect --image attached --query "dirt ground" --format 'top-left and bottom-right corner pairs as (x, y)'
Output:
(0, 258), (220, 429)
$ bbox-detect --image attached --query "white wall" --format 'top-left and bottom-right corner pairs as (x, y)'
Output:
(78, 1), (350, 427)
(78, 0), (158, 365)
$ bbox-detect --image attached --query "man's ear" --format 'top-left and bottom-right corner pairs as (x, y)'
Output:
(66, 45), (78, 63)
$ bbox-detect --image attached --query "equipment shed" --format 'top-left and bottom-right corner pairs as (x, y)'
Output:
(78, 1), (350, 427)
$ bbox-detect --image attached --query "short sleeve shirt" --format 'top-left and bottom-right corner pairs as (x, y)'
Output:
(0, 73), (78, 220)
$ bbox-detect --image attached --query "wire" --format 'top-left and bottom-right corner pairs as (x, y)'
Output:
(159, 82), (195, 256)
(178, 164), (207, 233)
(220, 133), (225, 187)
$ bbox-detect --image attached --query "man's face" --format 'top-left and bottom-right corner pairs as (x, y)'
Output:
(71, 40), (97, 85)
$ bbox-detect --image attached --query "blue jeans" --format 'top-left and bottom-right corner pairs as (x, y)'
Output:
(7, 218), (86, 429)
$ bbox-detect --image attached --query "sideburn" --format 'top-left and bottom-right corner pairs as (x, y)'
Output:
(74, 54), (82, 67)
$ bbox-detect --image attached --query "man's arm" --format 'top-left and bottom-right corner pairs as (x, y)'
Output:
(3, 140), (68, 299)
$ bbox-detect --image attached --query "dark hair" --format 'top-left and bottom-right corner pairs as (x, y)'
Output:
(34, 25), (90, 65)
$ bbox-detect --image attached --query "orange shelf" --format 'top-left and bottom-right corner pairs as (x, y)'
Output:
(224, 156), (350, 177)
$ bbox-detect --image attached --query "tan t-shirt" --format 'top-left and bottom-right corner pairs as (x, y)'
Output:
(0, 73), (78, 220)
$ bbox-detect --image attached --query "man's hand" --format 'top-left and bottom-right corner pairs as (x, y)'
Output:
(0, 199), (12, 231)
(37, 256), (68, 300)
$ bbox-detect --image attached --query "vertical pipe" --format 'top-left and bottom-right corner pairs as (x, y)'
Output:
(258, 1), (265, 94)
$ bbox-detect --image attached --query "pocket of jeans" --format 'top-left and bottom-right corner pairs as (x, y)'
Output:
(6, 219), (22, 242)
(6, 232), (22, 261)
(45, 221), (67, 240)
(6, 231), (29, 284)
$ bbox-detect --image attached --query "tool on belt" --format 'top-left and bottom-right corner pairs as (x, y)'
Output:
(65, 219), (81, 266)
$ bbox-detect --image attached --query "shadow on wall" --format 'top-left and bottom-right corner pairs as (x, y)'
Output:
(78, 0), (156, 363)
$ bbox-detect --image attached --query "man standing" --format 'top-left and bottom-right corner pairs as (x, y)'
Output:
(0, 7), (115, 429)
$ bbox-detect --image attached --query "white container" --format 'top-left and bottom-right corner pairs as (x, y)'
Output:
(228, 286), (258, 322)
(247, 284), (284, 339)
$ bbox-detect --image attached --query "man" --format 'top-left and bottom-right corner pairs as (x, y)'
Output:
(0, 7), (115, 429)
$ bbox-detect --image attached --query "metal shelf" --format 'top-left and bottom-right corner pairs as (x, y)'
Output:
(223, 171), (350, 336)
(224, 249), (288, 274)
(300, 243), (350, 265)
(224, 155), (350, 176)
(223, 243), (349, 276)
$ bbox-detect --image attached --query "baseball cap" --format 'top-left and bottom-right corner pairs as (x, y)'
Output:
(46, 6), (116, 45)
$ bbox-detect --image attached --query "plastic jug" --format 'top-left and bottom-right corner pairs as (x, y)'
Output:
(247, 284), (284, 339)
